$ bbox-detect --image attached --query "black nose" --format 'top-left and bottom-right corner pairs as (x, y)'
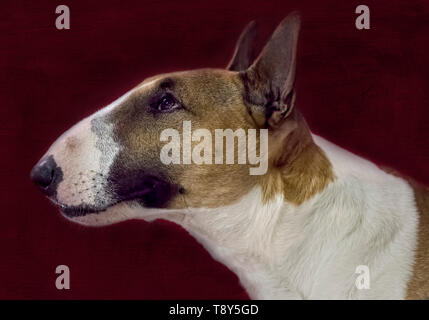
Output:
(30, 155), (62, 196)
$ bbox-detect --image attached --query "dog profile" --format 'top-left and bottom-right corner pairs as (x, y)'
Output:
(30, 12), (429, 299)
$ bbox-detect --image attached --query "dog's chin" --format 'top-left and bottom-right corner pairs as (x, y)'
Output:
(57, 200), (185, 227)
(60, 201), (138, 226)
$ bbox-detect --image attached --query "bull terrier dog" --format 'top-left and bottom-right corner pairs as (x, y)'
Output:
(31, 12), (429, 299)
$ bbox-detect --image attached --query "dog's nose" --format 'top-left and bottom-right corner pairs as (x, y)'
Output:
(30, 156), (62, 196)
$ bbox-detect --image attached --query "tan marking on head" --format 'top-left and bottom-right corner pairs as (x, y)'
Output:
(106, 66), (334, 210)
(163, 70), (262, 208)
(106, 69), (263, 209)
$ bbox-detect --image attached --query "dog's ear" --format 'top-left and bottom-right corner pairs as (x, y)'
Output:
(241, 12), (300, 128)
(227, 21), (257, 71)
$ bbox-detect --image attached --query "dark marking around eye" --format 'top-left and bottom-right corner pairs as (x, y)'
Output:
(160, 78), (174, 90)
(150, 92), (182, 113)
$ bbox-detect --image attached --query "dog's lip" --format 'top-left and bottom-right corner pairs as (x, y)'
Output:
(50, 174), (178, 218)
(59, 204), (107, 217)
(53, 186), (155, 218)
(49, 197), (106, 217)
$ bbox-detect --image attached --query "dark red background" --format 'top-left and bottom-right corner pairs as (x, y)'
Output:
(1, 0), (428, 299)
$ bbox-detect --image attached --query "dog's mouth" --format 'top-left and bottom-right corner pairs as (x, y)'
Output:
(56, 174), (180, 218)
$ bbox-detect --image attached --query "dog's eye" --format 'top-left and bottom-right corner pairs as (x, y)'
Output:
(154, 94), (181, 112)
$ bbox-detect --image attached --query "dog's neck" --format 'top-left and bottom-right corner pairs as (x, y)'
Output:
(177, 115), (331, 256)
(179, 186), (292, 298)
(170, 127), (335, 298)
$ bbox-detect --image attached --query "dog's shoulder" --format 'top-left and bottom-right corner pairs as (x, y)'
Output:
(380, 166), (429, 299)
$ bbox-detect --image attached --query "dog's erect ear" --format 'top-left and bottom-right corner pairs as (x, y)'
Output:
(241, 12), (300, 128)
(227, 21), (257, 71)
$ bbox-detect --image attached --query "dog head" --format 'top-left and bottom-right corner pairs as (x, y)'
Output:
(31, 13), (321, 226)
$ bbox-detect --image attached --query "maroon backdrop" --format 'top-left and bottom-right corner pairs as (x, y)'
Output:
(1, 0), (428, 299)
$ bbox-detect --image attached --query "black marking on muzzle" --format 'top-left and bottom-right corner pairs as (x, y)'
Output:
(112, 171), (180, 209)
(60, 173), (179, 218)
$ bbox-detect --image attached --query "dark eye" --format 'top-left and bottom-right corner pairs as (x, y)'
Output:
(155, 94), (181, 112)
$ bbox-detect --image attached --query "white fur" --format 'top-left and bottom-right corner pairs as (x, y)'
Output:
(46, 106), (121, 207)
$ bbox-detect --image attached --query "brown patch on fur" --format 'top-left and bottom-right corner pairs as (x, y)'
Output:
(381, 167), (429, 299)
(406, 181), (429, 299)
(406, 182), (429, 299)
(261, 108), (335, 205)
(65, 136), (79, 151)
(280, 143), (334, 205)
